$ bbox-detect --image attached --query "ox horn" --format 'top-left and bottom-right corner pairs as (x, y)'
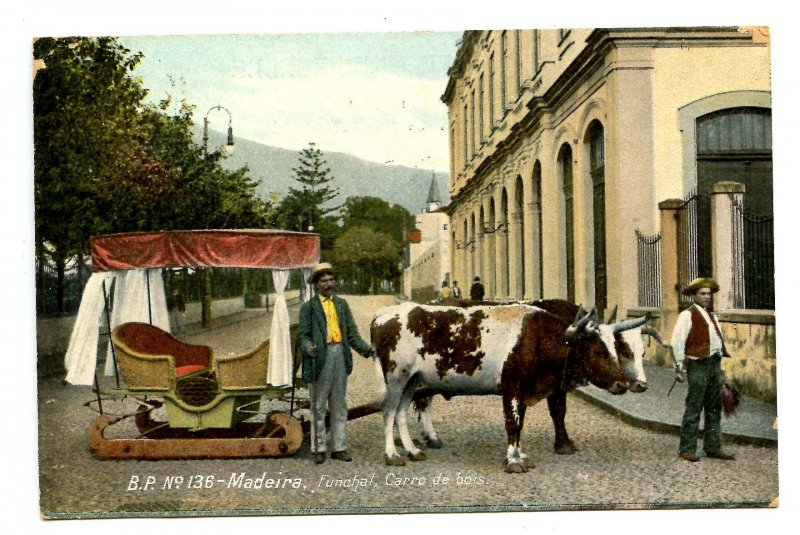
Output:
(612, 314), (649, 334)
(605, 305), (618, 324)
(642, 326), (671, 348)
(572, 304), (586, 324)
(566, 306), (595, 342)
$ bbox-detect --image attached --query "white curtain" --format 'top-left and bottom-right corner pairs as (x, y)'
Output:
(104, 269), (171, 376)
(301, 267), (313, 302)
(268, 269), (291, 386)
(64, 272), (114, 385)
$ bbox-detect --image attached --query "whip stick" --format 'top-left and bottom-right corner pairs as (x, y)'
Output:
(667, 377), (678, 397)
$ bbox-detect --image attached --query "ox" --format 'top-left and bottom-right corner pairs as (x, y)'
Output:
(369, 301), (657, 473)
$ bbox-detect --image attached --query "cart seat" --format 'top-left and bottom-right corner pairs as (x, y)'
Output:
(112, 322), (213, 391)
(215, 323), (302, 391)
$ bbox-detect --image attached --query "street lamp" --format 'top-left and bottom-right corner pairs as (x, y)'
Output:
(202, 105), (234, 157)
(200, 105), (234, 328)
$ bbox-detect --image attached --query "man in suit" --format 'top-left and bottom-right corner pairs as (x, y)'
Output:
(470, 276), (485, 301)
(672, 277), (735, 462)
(299, 262), (374, 464)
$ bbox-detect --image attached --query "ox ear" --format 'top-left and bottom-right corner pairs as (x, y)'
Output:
(605, 305), (618, 324)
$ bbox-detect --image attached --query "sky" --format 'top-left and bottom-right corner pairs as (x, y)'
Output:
(119, 32), (462, 172)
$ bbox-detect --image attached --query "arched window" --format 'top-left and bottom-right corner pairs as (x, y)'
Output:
(697, 106), (773, 308)
(515, 175), (525, 298)
(587, 120), (607, 314)
(559, 143), (575, 302)
(532, 161), (543, 298)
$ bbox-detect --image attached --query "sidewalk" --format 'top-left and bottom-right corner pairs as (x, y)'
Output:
(574, 361), (778, 447)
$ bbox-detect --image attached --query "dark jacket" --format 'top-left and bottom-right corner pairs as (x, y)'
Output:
(470, 282), (485, 301)
(298, 294), (371, 382)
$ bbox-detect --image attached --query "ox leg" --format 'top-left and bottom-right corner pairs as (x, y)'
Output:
(416, 396), (443, 449)
(396, 375), (426, 461)
(502, 395), (532, 473)
(382, 377), (408, 466)
(547, 391), (577, 454)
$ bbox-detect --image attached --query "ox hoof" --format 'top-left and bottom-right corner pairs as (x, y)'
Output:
(385, 454), (407, 467)
(424, 437), (444, 449)
(521, 457), (535, 469)
(503, 460), (528, 474)
(554, 440), (577, 455)
(408, 451), (427, 462)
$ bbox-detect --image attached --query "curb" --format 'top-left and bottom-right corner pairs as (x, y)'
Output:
(572, 389), (778, 448)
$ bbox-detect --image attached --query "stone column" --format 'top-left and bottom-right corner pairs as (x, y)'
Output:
(711, 181), (746, 310)
(524, 201), (539, 299)
(507, 209), (523, 300)
(658, 199), (683, 345)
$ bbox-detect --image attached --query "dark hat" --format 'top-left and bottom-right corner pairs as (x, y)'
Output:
(473, 276), (481, 281)
(308, 262), (335, 284)
(681, 277), (720, 296)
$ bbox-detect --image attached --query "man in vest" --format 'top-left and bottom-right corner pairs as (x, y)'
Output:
(299, 262), (374, 464)
(671, 277), (735, 462)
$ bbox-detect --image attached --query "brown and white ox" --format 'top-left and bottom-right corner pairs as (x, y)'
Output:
(369, 300), (659, 473)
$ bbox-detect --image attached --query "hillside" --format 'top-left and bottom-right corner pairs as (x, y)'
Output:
(202, 128), (450, 214)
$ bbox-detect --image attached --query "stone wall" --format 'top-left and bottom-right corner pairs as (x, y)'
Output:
(628, 307), (777, 403)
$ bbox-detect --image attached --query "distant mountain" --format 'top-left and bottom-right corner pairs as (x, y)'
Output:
(201, 128), (450, 215)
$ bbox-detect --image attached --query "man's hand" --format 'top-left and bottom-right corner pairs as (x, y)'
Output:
(306, 342), (317, 358)
(364, 346), (376, 358)
(675, 371), (686, 383)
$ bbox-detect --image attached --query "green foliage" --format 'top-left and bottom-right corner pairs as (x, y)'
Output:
(33, 36), (270, 311)
(275, 142), (341, 249)
(340, 196), (416, 244)
(330, 226), (402, 294)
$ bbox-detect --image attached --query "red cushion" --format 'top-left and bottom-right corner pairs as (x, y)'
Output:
(175, 364), (208, 377)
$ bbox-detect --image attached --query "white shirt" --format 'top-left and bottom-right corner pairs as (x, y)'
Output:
(671, 304), (724, 367)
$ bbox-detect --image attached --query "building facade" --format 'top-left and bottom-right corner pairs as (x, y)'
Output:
(442, 27), (772, 318)
(403, 178), (452, 302)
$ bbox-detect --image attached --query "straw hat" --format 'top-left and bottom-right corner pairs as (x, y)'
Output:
(308, 262), (335, 284)
(681, 277), (720, 296)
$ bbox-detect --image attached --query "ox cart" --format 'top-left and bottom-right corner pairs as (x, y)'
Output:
(64, 230), (320, 460)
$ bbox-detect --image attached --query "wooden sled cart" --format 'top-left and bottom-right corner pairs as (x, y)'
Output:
(66, 230), (320, 460)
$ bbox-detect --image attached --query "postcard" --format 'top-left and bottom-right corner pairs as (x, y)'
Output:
(13, 3), (794, 532)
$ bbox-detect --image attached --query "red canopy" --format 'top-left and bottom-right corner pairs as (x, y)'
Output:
(91, 230), (320, 272)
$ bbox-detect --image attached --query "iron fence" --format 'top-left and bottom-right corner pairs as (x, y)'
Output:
(732, 198), (775, 309)
(635, 229), (662, 308)
(675, 190), (712, 306)
(36, 253), (272, 317)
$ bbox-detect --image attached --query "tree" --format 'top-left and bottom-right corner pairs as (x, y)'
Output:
(340, 196), (416, 245)
(34, 36), (151, 311)
(330, 226), (402, 294)
(275, 143), (340, 250)
(34, 36), (270, 313)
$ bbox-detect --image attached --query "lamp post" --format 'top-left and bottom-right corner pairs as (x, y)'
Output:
(202, 105), (234, 157)
(200, 105), (235, 328)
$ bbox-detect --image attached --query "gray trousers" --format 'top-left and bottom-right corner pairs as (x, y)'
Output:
(309, 344), (348, 453)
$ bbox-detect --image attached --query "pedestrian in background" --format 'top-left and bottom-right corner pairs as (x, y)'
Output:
(452, 280), (462, 299)
(168, 290), (186, 335)
(298, 263), (374, 465)
(439, 281), (453, 300)
(671, 277), (735, 462)
(470, 276), (485, 301)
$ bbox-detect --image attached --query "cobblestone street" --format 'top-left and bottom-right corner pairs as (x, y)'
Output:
(37, 295), (779, 520)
